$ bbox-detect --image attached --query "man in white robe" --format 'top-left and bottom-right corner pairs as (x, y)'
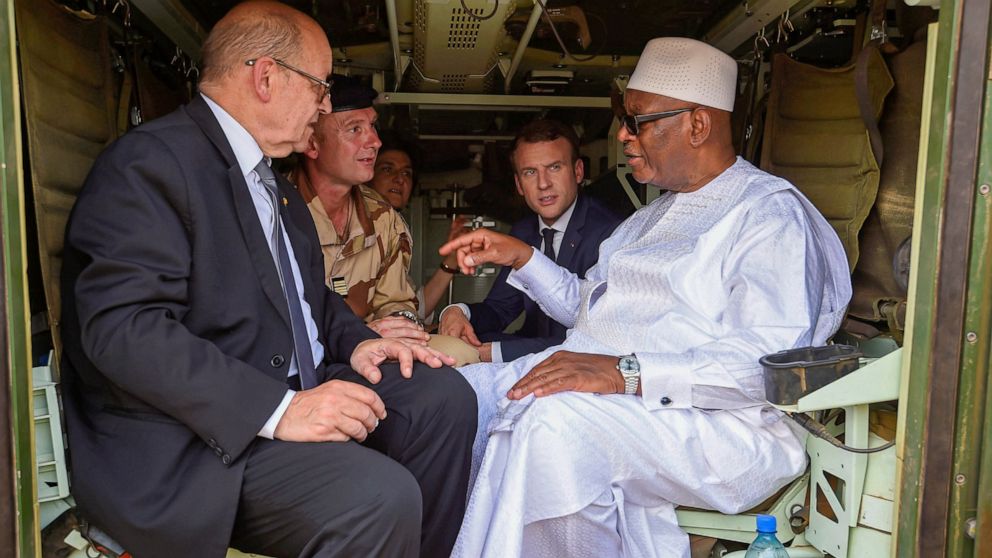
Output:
(440, 37), (852, 558)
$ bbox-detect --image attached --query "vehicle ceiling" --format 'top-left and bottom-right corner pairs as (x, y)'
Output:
(182, 0), (740, 57)
(123, 0), (866, 183)
(171, 1), (743, 144)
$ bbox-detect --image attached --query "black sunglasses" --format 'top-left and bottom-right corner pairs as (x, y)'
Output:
(619, 108), (695, 136)
(610, 87), (695, 135)
(245, 57), (333, 101)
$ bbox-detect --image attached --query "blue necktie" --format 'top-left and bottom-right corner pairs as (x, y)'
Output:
(538, 227), (558, 337)
(542, 227), (558, 262)
(255, 160), (319, 390)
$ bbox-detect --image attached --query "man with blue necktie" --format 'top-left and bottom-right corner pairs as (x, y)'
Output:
(439, 118), (623, 363)
(58, 2), (476, 557)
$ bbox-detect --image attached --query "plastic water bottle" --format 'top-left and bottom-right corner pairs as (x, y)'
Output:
(744, 514), (789, 557)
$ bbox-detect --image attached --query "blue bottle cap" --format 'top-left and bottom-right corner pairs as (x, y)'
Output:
(756, 514), (777, 533)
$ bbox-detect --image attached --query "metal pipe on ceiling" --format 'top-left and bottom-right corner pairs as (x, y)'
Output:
(384, 0), (404, 91)
(418, 134), (517, 141)
(379, 91), (609, 109)
(130, 0), (206, 60)
(418, 104), (542, 112)
(504, 0), (546, 94)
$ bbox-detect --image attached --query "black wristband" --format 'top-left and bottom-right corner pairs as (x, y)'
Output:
(439, 261), (460, 275)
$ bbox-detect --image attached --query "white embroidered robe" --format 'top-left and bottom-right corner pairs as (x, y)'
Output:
(453, 158), (852, 558)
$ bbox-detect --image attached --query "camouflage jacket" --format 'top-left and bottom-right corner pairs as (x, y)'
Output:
(305, 184), (418, 321)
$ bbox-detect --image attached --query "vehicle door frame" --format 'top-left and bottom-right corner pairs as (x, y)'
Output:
(1, 0), (39, 556)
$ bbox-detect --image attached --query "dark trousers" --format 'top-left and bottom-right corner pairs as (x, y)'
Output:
(230, 362), (477, 558)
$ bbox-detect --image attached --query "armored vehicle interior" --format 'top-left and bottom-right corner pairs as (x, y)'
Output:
(2, 0), (988, 557)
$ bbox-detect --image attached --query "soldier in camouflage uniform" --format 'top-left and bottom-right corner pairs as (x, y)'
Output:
(290, 75), (426, 343)
(369, 136), (473, 324)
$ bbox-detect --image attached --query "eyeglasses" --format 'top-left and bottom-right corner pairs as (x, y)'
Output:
(610, 87), (695, 136)
(245, 57), (333, 101)
(618, 108), (694, 136)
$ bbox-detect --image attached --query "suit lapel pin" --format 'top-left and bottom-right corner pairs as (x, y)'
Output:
(282, 197), (288, 206)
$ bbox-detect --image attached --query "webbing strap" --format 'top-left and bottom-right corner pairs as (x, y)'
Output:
(855, 42), (885, 166)
(117, 72), (133, 136)
(855, 0), (889, 165)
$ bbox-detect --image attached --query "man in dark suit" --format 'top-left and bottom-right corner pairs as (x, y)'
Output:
(59, 3), (476, 558)
(438, 119), (623, 362)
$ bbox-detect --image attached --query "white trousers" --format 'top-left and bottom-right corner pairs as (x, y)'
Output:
(453, 363), (806, 558)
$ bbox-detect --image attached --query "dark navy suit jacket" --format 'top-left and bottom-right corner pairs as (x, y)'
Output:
(59, 95), (379, 557)
(468, 194), (623, 361)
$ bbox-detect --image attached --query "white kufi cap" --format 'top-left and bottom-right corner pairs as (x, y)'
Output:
(628, 37), (738, 112)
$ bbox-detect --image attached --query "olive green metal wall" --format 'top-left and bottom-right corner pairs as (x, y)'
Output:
(896, 0), (992, 556)
(1, 0), (38, 555)
(951, 0), (992, 551)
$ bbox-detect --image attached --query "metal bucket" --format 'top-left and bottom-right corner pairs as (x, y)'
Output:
(759, 345), (863, 405)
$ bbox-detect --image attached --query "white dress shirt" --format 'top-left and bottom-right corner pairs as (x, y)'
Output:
(442, 197), (578, 363)
(539, 196), (575, 258)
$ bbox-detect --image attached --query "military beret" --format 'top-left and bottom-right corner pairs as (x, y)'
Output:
(330, 74), (379, 113)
